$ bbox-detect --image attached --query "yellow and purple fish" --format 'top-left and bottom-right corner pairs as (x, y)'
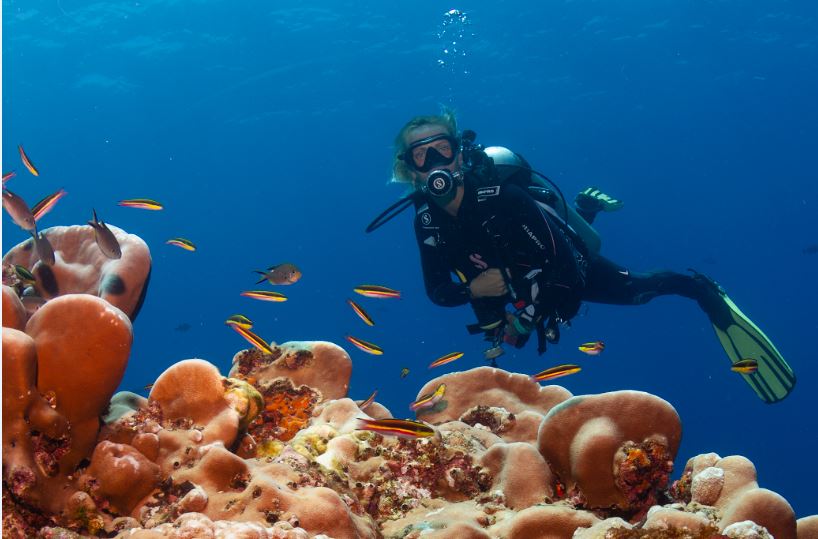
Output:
(531, 364), (582, 382)
(345, 335), (383, 355)
(31, 189), (67, 221)
(731, 358), (759, 374)
(230, 324), (273, 354)
(347, 298), (375, 326)
(166, 237), (196, 251)
(118, 198), (164, 210)
(400, 367), (410, 378)
(2, 188), (36, 230)
(88, 209), (122, 259)
(254, 263), (301, 285)
(356, 418), (435, 439)
(410, 383), (446, 412)
(428, 351), (463, 369)
(241, 290), (287, 302)
(225, 314), (254, 330)
(2, 171), (15, 185)
(18, 145), (39, 176)
(578, 341), (605, 356)
(357, 390), (378, 410)
(353, 284), (401, 299)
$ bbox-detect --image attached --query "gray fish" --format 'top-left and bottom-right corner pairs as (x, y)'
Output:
(31, 229), (55, 266)
(2, 188), (36, 230)
(88, 209), (122, 259)
(254, 262), (302, 285)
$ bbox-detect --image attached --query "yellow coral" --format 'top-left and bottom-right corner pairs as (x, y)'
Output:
(223, 377), (264, 431)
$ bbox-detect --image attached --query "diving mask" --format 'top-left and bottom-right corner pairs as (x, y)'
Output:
(401, 134), (459, 172)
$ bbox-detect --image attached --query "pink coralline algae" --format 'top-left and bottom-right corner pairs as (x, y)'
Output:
(2, 224), (816, 539)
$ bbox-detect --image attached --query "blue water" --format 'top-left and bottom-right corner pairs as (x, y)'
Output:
(4, 0), (817, 518)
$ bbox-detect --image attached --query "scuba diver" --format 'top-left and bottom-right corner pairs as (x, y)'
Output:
(366, 109), (795, 403)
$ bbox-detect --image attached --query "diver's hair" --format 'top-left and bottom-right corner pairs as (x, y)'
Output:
(391, 107), (458, 185)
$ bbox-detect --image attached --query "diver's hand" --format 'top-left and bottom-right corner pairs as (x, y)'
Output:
(469, 268), (508, 298)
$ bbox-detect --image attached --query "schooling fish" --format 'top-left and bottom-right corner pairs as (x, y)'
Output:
(31, 189), (67, 221)
(230, 324), (273, 354)
(345, 335), (383, 355)
(531, 364), (582, 382)
(578, 341), (605, 355)
(353, 284), (401, 299)
(347, 298), (375, 326)
(356, 418), (435, 439)
(2, 189), (36, 230)
(254, 263), (301, 285)
(410, 383), (446, 412)
(357, 390), (378, 410)
(241, 290), (287, 302)
(731, 358), (759, 374)
(18, 145), (39, 176)
(118, 198), (164, 210)
(225, 314), (254, 330)
(88, 209), (122, 259)
(429, 351), (463, 369)
(166, 238), (196, 251)
(31, 229), (55, 266)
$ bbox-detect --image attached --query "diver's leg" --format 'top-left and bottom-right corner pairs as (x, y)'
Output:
(580, 255), (707, 305)
(575, 187), (624, 224)
(581, 257), (795, 402)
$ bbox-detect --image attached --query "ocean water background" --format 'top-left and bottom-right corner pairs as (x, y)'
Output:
(3, 0), (817, 517)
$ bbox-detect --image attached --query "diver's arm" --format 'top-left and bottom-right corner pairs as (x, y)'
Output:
(415, 227), (471, 307)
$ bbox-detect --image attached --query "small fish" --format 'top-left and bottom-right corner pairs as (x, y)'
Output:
(31, 189), (67, 221)
(174, 323), (191, 332)
(347, 298), (374, 326)
(429, 351), (464, 369)
(240, 290), (287, 302)
(353, 284), (401, 299)
(2, 171), (15, 185)
(18, 145), (39, 176)
(803, 244), (818, 255)
(2, 189), (36, 230)
(88, 209), (122, 259)
(400, 367), (410, 378)
(357, 390), (378, 410)
(531, 364), (582, 382)
(731, 358), (759, 374)
(254, 263), (301, 285)
(166, 238), (196, 251)
(230, 324), (273, 354)
(345, 335), (384, 355)
(118, 198), (164, 210)
(31, 229), (55, 266)
(410, 383), (446, 412)
(578, 341), (605, 355)
(14, 264), (36, 284)
(144, 383), (154, 392)
(225, 314), (254, 330)
(356, 417), (435, 439)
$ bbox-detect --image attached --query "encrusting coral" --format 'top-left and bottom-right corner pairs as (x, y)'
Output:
(2, 223), (815, 538)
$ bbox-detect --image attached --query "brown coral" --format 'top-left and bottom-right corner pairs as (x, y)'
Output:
(2, 223), (151, 321)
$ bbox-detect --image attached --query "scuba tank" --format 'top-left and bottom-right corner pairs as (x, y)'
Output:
(482, 146), (602, 256)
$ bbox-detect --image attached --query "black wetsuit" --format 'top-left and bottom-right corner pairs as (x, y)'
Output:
(414, 171), (712, 345)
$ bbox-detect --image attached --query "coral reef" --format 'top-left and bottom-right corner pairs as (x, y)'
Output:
(2, 223), (151, 321)
(2, 222), (815, 538)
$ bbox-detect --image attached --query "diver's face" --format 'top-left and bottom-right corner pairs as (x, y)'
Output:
(404, 126), (462, 186)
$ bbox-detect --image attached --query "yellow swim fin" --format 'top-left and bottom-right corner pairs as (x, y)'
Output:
(696, 272), (796, 403)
